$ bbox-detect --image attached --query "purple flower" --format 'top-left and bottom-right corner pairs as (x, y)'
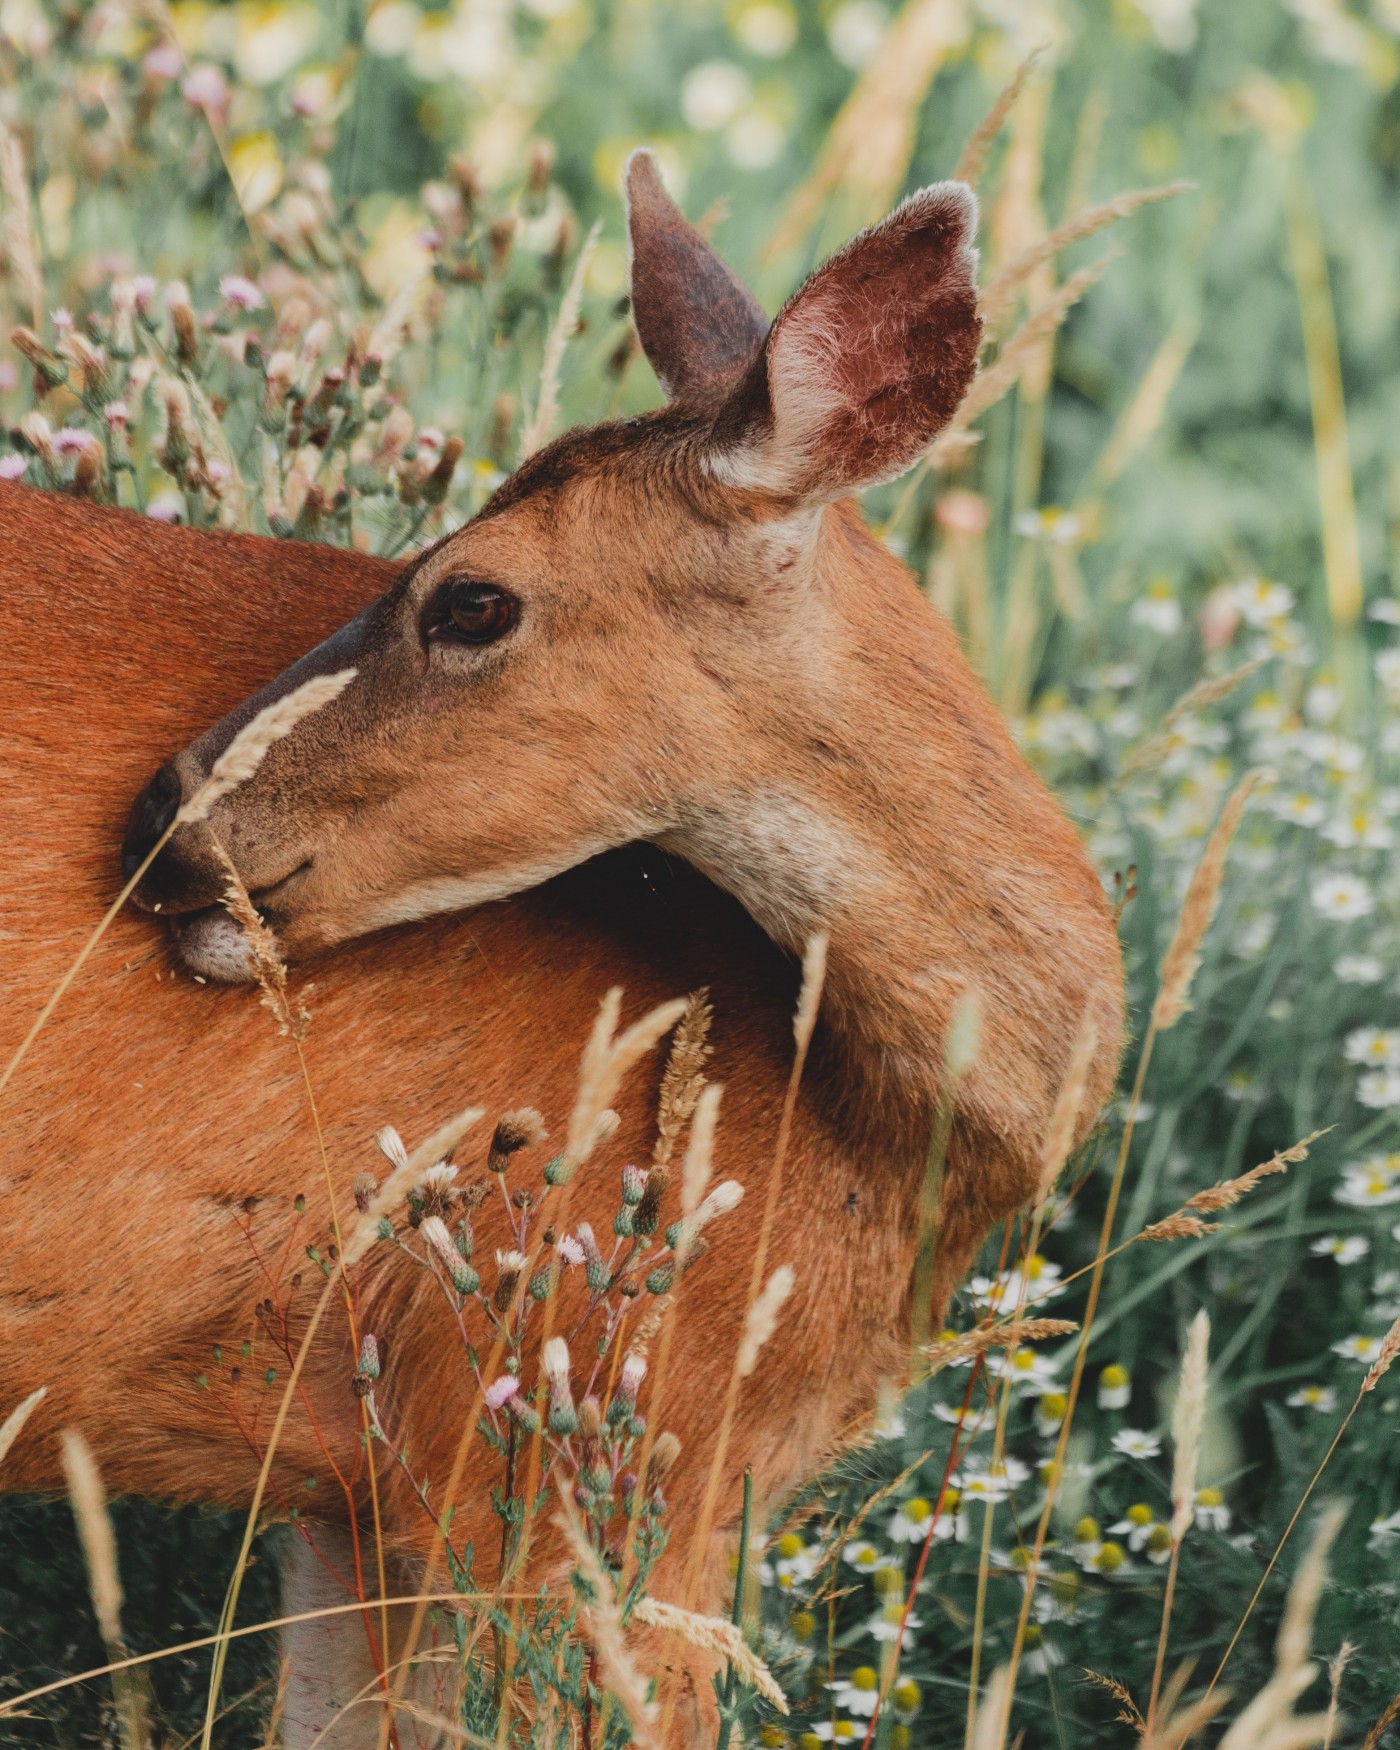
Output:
(0, 454), (28, 480)
(484, 1375), (520, 1411)
(219, 274), (265, 312)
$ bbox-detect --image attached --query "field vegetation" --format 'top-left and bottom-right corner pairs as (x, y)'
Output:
(2, 0), (1400, 1745)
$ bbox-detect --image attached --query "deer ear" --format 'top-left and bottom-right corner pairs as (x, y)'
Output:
(707, 182), (982, 502)
(625, 149), (770, 404)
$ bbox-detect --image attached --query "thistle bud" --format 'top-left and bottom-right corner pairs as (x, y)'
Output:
(633, 1164), (667, 1236)
(493, 1248), (527, 1312)
(352, 1333), (380, 1397)
(422, 434), (464, 507)
(542, 1335), (577, 1435)
(621, 1165), (647, 1207)
(487, 1107), (546, 1175)
(575, 1222), (610, 1292)
(165, 282), (197, 366)
(353, 1173), (377, 1214)
(422, 1215), (480, 1297)
(607, 1352), (646, 1425)
(646, 1431), (681, 1486)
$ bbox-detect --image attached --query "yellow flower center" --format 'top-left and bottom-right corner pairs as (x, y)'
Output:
(776, 1532), (804, 1559)
(1101, 1365), (1129, 1389)
(892, 1679), (921, 1712)
(1096, 1541), (1126, 1572)
(851, 1667), (878, 1692)
(1196, 1487), (1224, 1508)
(1074, 1517), (1100, 1543)
(1127, 1504), (1153, 1526)
(904, 1497), (931, 1523)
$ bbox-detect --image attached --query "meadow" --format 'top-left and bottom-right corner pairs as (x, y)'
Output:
(2, 0), (1400, 1745)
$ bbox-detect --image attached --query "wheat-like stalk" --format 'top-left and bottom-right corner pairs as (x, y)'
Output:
(0, 1386), (45, 1469)
(653, 989), (713, 1168)
(631, 1598), (787, 1711)
(1120, 655), (1267, 778)
(519, 219), (600, 461)
(1035, 1013), (1098, 1206)
(1153, 771), (1261, 1031)
(178, 669), (358, 824)
(0, 123), (41, 327)
(735, 1263), (794, 1378)
(952, 50), (1043, 189)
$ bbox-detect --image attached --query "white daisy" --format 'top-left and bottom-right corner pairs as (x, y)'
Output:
(1332, 1334), (1385, 1363)
(1097, 1364), (1131, 1410)
(1108, 1504), (1161, 1553)
(1311, 873), (1375, 920)
(1335, 954), (1385, 984)
(1357, 1069), (1400, 1109)
(1286, 1384), (1337, 1413)
(888, 1496), (938, 1542)
(809, 1719), (863, 1742)
(1368, 1509), (1400, 1552)
(867, 1604), (921, 1642)
(987, 1345), (1059, 1391)
(1232, 576), (1294, 627)
(827, 1669), (880, 1717)
(1194, 1487), (1231, 1531)
(1323, 807), (1394, 850)
(1343, 1028), (1400, 1067)
(1111, 1429), (1162, 1459)
(1310, 1235), (1370, 1265)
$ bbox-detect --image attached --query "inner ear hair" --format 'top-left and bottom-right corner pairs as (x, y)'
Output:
(706, 181), (983, 503)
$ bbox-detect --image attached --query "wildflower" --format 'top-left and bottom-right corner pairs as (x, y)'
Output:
(1022, 1621), (1061, 1675)
(988, 1345), (1059, 1391)
(827, 1668), (880, 1717)
(868, 1602), (920, 1641)
(1333, 1334), (1386, 1364)
(484, 1375), (519, 1411)
(1144, 1524), (1173, 1565)
(1323, 807), (1394, 850)
(680, 60), (750, 131)
(181, 63), (230, 118)
(1286, 1385), (1336, 1413)
(1092, 1541), (1127, 1573)
(1343, 1028), (1400, 1067)
(420, 1214), (479, 1296)
(1368, 1509), (1400, 1552)
(808, 1722), (862, 1743)
(1130, 583), (1183, 635)
(969, 1255), (1063, 1314)
(1193, 1487), (1230, 1530)
(1072, 1516), (1102, 1568)
(1357, 1069), (1400, 1109)
(554, 1232), (585, 1267)
(1097, 1364), (1131, 1409)
(891, 1677), (921, 1721)
(1015, 505), (1081, 544)
(487, 1107), (546, 1173)
(219, 274), (265, 311)
(1232, 576), (1294, 626)
(1109, 1504), (1160, 1552)
(493, 1248), (527, 1311)
(1335, 953), (1385, 984)
(1035, 1391), (1068, 1439)
(1111, 1428), (1162, 1459)
(1270, 791), (1326, 827)
(961, 1458), (1028, 1505)
(416, 1160), (459, 1218)
(875, 1494), (932, 1544)
(827, 1), (889, 69)
(1310, 1235), (1370, 1265)
(1311, 873), (1374, 920)
(0, 454), (28, 480)
(352, 1333), (381, 1398)
(842, 1540), (879, 1570)
(1334, 1156), (1400, 1207)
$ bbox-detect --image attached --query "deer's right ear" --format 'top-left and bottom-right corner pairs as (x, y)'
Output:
(625, 149), (770, 404)
(706, 182), (982, 504)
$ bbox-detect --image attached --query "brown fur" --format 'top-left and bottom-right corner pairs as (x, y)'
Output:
(0, 167), (1124, 1742)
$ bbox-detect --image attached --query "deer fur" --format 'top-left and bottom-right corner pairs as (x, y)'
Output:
(0, 159), (1123, 1748)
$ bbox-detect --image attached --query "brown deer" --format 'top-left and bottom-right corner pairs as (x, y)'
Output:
(1, 157), (1123, 1747)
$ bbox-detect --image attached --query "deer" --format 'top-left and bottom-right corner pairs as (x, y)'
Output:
(0, 155), (1124, 1748)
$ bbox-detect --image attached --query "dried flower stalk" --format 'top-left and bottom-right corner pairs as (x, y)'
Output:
(632, 1597), (788, 1712)
(1153, 771), (1261, 1031)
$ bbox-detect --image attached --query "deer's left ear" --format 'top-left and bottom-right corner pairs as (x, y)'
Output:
(707, 182), (982, 502)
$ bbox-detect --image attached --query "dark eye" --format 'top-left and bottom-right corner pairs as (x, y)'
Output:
(429, 579), (519, 646)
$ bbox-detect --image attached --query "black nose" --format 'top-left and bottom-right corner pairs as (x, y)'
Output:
(122, 762), (183, 881)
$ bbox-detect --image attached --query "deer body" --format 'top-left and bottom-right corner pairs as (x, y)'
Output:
(2, 162), (1123, 1747)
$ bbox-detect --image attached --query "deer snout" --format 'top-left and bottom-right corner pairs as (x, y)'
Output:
(122, 760), (229, 915)
(122, 762), (181, 882)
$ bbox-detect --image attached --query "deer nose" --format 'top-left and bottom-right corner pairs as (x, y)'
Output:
(122, 762), (183, 881)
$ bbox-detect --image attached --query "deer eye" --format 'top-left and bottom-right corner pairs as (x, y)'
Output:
(428, 579), (519, 646)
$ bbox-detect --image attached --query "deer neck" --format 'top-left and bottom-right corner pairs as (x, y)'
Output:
(660, 510), (1010, 1148)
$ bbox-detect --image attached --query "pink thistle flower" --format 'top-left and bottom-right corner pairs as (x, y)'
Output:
(485, 1375), (520, 1411)
(0, 454), (28, 480)
(104, 402), (129, 428)
(219, 274), (265, 312)
(143, 42), (183, 80)
(181, 64), (230, 116)
(53, 428), (98, 454)
(555, 1233), (585, 1267)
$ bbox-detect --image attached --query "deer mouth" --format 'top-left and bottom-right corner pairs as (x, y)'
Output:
(166, 861), (311, 984)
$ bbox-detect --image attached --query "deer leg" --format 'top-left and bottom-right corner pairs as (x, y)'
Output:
(278, 1526), (454, 1750)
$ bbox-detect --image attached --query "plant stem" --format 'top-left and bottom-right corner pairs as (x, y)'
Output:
(716, 1467), (754, 1750)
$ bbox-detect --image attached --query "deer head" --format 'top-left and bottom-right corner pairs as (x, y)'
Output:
(125, 154), (983, 993)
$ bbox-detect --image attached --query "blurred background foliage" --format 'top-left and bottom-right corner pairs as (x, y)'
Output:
(4, 0), (1400, 1745)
